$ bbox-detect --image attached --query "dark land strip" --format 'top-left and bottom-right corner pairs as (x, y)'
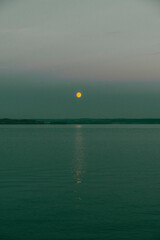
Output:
(1, 118), (160, 124)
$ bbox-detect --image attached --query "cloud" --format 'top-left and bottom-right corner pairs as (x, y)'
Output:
(0, 28), (30, 33)
(150, 52), (160, 55)
(0, 66), (8, 69)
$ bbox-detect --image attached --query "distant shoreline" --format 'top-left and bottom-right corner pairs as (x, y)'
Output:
(1, 118), (160, 124)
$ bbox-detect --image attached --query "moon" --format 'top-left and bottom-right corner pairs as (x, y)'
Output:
(76, 92), (82, 98)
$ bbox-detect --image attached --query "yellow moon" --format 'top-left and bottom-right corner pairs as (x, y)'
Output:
(76, 92), (82, 98)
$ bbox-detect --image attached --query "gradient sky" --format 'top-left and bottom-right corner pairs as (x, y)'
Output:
(0, 0), (160, 118)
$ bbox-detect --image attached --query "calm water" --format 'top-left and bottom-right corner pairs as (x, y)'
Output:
(0, 125), (160, 240)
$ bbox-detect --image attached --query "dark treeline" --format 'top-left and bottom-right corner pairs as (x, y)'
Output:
(1, 118), (160, 124)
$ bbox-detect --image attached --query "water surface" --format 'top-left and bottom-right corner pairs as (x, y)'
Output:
(0, 125), (160, 240)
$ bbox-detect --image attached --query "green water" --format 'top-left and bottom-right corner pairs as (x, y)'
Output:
(0, 125), (160, 239)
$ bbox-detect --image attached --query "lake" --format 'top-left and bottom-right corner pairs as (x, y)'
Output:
(0, 125), (160, 240)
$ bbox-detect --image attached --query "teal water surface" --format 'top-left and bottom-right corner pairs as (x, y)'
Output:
(0, 125), (160, 240)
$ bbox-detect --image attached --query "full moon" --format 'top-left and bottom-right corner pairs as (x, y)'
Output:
(76, 92), (82, 98)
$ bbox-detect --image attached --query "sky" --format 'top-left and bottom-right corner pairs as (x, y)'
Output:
(0, 0), (160, 118)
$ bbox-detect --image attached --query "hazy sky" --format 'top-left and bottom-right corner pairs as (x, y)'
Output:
(0, 0), (160, 118)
